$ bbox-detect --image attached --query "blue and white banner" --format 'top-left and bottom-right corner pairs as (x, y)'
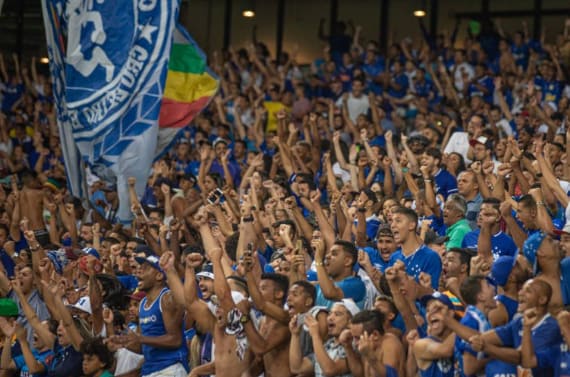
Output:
(41, 0), (179, 223)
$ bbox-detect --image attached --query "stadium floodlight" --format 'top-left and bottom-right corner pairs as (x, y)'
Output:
(413, 0), (427, 17)
(242, 0), (255, 18)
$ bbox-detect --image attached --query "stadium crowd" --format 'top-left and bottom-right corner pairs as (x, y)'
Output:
(0, 15), (570, 377)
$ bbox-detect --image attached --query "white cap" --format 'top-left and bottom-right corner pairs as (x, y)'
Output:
(335, 299), (360, 317)
(68, 296), (92, 315)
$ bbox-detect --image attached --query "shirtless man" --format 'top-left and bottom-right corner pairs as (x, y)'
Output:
(241, 258), (292, 377)
(351, 310), (405, 377)
(207, 246), (255, 376)
(17, 172), (46, 244)
(524, 232), (569, 314)
(165, 244), (253, 377)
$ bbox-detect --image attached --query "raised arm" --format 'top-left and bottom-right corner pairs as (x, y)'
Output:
(313, 238), (344, 301)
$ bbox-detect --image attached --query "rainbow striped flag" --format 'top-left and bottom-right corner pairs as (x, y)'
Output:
(157, 25), (218, 152)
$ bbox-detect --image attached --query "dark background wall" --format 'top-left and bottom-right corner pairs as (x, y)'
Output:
(1, 0), (569, 65)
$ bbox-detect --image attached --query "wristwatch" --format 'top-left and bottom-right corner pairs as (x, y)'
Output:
(240, 313), (250, 324)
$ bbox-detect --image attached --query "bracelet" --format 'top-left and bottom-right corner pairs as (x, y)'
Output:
(536, 201), (545, 206)
(535, 173), (543, 178)
(315, 261), (324, 267)
(402, 167), (409, 173)
(242, 216), (254, 223)
(357, 208), (366, 213)
(424, 179), (432, 183)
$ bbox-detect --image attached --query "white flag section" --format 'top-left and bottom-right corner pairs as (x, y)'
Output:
(41, 0), (179, 223)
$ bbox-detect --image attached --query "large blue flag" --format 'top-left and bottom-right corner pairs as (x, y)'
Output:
(41, 0), (179, 223)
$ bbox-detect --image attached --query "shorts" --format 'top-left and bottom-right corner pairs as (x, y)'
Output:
(142, 363), (187, 377)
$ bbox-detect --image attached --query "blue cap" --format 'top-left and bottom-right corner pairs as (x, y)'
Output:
(135, 254), (164, 274)
(82, 247), (100, 260)
(135, 244), (154, 256)
(523, 231), (547, 275)
(489, 256), (516, 287)
(420, 291), (454, 310)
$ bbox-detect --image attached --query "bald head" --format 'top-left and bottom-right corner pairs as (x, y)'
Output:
(531, 279), (553, 307)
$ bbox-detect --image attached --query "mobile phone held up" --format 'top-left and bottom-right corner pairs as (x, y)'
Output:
(207, 188), (225, 205)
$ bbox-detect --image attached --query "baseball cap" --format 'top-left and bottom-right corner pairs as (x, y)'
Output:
(78, 255), (103, 275)
(0, 298), (18, 317)
(522, 231), (547, 274)
(68, 296), (92, 315)
(82, 247), (100, 260)
(213, 137), (228, 148)
(334, 299), (360, 317)
(469, 136), (490, 148)
(128, 291), (146, 302)
(135, 254), (164, 274)
(553, 221), (570, 236)
(489, 256), (517, 287)
(376, 225), (394, 239)
(196, 264), (214, 280)
(135, 244), (154, 256)
(420, 291), (455, 311)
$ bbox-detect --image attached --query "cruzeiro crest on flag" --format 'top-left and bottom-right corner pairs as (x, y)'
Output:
(42, 0), (178, 222)
(62, 0), (175, 169)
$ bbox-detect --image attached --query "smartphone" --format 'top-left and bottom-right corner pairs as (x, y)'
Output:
(245, 242), (254, 268)
(207, 192), (218, 205)
(215, 188), (225, 203)
(295, 240), (302, 255)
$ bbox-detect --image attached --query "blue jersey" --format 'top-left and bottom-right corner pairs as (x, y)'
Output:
(561, 257), (570, 306)
(360, 246), (390, 273)
(454, 306), (490, 377)
(461, 229), (517, 260)
(433, 169), (458, 200)
(419, 337), (454, 377)
(534, 76), (563, 103)
(1, 82), (24, 112)
(413, 79), (435, 98)
(536, 343), (570, 377)
(389, 245), (442, 289)
(15, 348), (54, 377)
(315, 276), (366, 309)
(511, 43), (529, 69)
(467, 75), (494, 104)
(496, 295), (518, 322)
(495, 314), (562, 377)
(139, 287), (188, 375)
(388, 73), (409, 99)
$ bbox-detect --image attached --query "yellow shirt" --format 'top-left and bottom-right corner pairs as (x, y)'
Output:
(263, 101), (289, 132)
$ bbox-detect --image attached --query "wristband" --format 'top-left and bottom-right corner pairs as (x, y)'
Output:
(315, 261), (324, 267)
(242, 216), (254, 223)
(357, 208), (366, 213)
(402, 167), (409, 173)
